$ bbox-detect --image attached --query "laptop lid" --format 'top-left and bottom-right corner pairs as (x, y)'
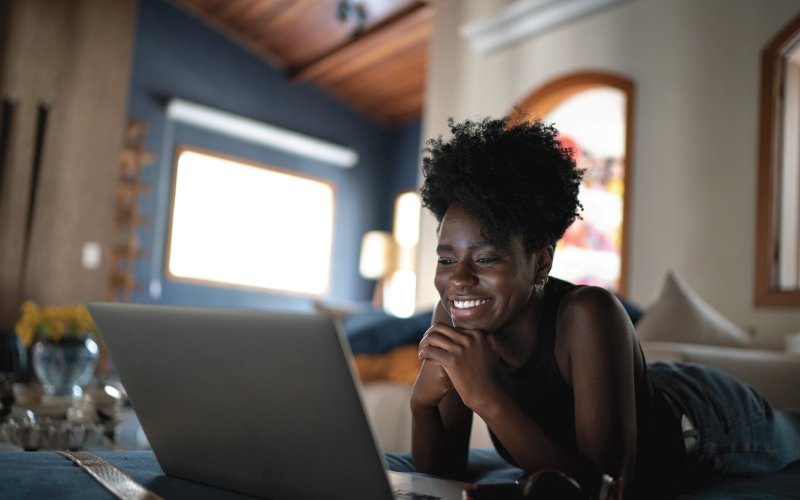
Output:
(88, 302), (394, 500)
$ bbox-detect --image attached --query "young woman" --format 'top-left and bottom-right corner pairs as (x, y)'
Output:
(392, 116), (800, 497)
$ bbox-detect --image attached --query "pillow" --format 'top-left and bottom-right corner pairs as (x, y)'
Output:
(314, 301), (434, 355)
(345, 310), (433, 355)
(352, 345), (422, 385)
(635, 270), (751, 347)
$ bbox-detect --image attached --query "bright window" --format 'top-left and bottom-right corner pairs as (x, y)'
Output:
(755, 12), (800, 306)
(166, 148), (335, 295)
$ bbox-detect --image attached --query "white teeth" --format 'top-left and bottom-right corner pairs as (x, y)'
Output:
(453, 299), (488, 309)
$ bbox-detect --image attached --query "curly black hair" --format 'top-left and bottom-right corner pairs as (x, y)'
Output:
(421, 115), (583, 255)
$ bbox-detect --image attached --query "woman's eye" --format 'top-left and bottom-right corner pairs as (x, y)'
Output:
(477, 258), (499, 264)
(437, 259), (455, 266)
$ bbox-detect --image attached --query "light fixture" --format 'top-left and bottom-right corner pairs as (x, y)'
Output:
(385, 269), (417, 318)
(394, 192), (422, 247)
(359, 231), (394, 280)
(165, 99), (359, 168)
(460, 0), (630, 54)
(359, 191), (422, 317)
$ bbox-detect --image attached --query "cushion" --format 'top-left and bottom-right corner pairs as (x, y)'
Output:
(635, 270), (751, 347)
(353, 345), (422, 385)
(342, 309), (433, 355)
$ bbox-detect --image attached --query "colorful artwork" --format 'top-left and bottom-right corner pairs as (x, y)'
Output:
(545, 88), (627, 292)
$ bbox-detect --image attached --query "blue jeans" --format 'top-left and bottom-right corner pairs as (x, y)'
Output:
(648, 361), (800, 476)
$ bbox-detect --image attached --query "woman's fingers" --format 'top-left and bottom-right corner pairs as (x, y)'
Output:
(420, 331), (464, 355)
(420, 322), (480, 349)
(418, 345), (453, 366)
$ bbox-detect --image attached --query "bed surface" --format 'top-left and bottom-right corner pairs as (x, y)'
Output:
(388, 448), (800, 500)
(2, 449), (799, 499)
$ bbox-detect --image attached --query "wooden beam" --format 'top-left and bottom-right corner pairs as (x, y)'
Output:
(315, 32), (428, 87)
(292, 2), (432, 83)
(325, 58), (426, 101)
(321, 49), (425, 93)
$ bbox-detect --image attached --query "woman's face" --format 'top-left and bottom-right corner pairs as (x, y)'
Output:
(434, 204), (546, 334)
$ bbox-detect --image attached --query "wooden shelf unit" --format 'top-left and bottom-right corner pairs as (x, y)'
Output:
(108, 121), (154, 302)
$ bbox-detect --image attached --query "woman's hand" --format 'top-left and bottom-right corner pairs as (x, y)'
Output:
(411, 358), (454, 410)
(417, 322), (500, 411)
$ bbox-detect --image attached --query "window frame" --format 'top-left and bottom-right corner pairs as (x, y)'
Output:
(515, 71), (635, 296)
(755, 12), (800, 307)
(163, 144), (337, 297)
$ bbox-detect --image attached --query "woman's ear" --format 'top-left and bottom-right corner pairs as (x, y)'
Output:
(535, 245), (554, 281)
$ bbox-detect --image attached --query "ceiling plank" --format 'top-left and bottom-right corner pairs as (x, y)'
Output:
(324, 61), (425, 102)
(234, 0), (284, 26)
(211, 0), (261, 23)
(337, 72), (425, 105)
(317, 38), (427, 88)
(247, 1), (361, 68)
(170, 0), (431, 127)
(292, 2), (432, 82)
(314, 27), (428, 88)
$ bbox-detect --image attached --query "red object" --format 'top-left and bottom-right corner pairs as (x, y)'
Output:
(557, 135), (583, 161)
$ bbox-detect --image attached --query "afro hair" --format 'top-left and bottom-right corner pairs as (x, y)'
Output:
(421, 114), (583, 255)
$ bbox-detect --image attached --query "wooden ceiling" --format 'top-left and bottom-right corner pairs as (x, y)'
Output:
(171, 0), (433, 127)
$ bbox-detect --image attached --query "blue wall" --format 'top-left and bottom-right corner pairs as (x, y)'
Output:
(127, 0), (421, 312)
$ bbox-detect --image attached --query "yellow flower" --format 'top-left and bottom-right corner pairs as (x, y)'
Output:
(60, 306), (77, 327)
(14, 301), (95, 345)
(16, 301), (42, 347)
(40, 307), (65, 342)
(15, 323), (34, 347)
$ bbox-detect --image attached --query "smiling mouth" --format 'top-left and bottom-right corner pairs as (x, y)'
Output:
(452, 299), (490, 310)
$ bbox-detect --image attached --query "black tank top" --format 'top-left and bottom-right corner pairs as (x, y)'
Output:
(487, 277), (682, 480)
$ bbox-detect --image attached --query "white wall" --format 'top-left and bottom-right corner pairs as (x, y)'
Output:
(416, 0), (800, 349)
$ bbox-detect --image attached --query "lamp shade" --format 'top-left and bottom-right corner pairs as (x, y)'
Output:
(359, 231), (393, 279)
(394, 192), (421, 247)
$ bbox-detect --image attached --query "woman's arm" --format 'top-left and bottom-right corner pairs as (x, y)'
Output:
(420, 325), (600, 489)
(411, 301), (473, 480)
(420, 287), (637, 493)
(561, 286), (638, 488)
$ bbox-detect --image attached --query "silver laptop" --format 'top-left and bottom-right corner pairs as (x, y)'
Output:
(88, 303), (465, 500)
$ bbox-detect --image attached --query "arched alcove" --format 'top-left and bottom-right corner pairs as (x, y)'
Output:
(515, 72), (635, 296)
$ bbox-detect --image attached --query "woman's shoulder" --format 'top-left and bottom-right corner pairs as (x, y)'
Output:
(552, 281), (640, 386)
(562, 283), (620, 307)
(555, 282), (633, 342)
(549, 278), (620, 313)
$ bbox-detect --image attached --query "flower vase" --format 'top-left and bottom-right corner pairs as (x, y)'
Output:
(32, 336), (99, 398)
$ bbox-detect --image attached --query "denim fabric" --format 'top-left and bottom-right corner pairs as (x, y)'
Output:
(647, 361), (800, 477)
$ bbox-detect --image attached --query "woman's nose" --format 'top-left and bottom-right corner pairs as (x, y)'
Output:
(450, 262), (478, 289)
